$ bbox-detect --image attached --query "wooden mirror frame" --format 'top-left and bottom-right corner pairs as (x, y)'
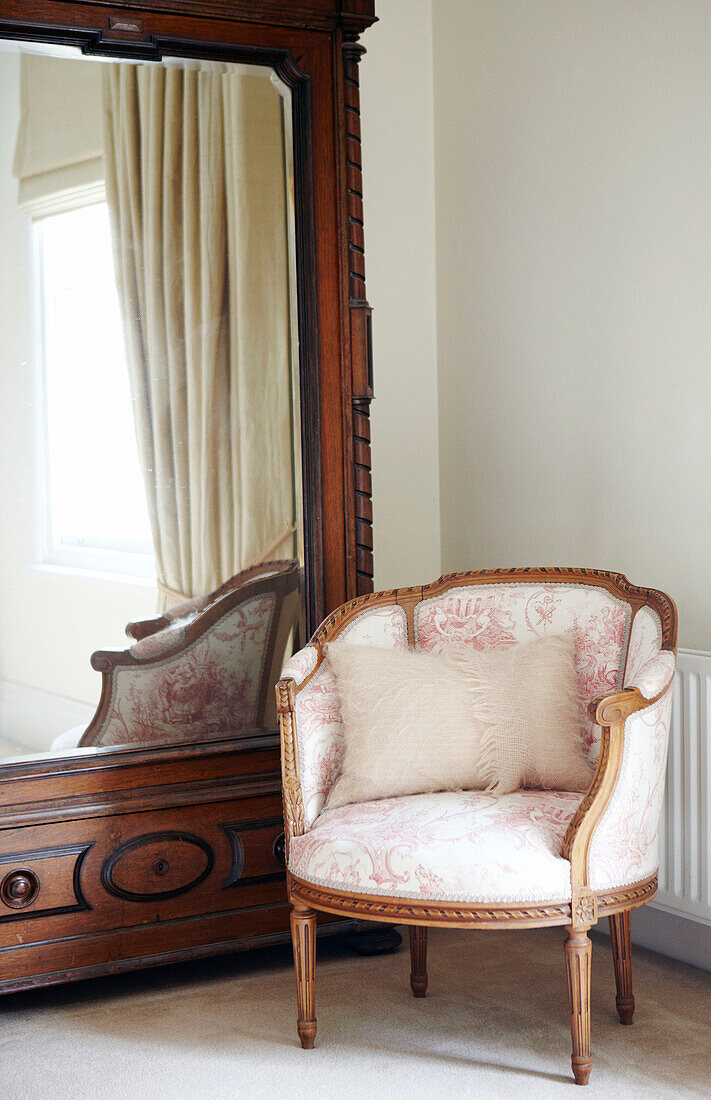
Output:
(0, 0), (377, 993)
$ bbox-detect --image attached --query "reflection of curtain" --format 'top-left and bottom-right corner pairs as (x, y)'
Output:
(102, 63), (296, 607)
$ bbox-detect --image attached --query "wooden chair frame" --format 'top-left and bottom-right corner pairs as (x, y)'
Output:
(276, 567), (678, 1086)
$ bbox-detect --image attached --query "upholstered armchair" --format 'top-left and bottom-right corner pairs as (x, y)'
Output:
(276, 568), (677, 1086)
(58, 560), (301, 750)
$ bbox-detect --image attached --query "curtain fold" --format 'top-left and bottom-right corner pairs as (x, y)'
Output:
(102, 62), (296, 608)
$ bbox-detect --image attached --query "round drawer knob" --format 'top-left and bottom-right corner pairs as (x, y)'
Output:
(153, 858), (170, 877)
(1, 869), (40, 909)
(273, 833), (286, 867)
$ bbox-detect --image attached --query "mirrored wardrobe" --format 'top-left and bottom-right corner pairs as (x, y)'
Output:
(0, 0), (376, 992)
(1, 44), (304, 759)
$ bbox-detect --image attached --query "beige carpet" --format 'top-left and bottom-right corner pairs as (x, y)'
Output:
(2, 925), (709, 1099)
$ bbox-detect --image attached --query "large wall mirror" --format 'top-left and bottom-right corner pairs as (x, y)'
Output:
(0, 40), (310, 761)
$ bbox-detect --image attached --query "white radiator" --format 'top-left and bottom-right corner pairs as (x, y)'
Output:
(655, 648), (711, 927)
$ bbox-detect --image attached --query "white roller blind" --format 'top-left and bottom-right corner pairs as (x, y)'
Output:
(13, 53), (104, 213)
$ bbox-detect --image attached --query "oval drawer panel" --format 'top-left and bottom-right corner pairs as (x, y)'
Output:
(101, 831), (214, 902)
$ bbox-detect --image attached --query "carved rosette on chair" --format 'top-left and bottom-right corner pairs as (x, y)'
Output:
(276, 568), (678, 1086)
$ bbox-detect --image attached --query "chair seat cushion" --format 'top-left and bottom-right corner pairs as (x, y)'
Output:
(288, 789), (584, 904)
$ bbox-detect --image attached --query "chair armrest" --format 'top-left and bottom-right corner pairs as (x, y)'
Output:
(564, 652), (676, 910)
(624, 648), (676, 701)
(276, 644), (332, 853)
(587, 646), (675, 725)
(126, 597), (205, 641)
(125, 614), (170, 641)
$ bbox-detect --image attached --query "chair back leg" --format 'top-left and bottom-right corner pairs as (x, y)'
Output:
(290, 902), (317, 1048)
(409, 925), (428, 997)
(565, 926), (592, 1085)
(609, 910), (635, 1024)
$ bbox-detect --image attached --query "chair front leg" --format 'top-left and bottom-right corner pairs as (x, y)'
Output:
(290, 901), (317, 1049)
(409, 925), (428, 997)
(564, 926), (592, 1086)
(609, 910), (635, 1024)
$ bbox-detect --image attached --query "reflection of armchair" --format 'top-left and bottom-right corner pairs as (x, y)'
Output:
(277, 568), (677, 1086)
(76, 560), (301, 749)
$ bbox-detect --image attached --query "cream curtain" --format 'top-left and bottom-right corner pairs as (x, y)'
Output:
(102, 62), (296, 607)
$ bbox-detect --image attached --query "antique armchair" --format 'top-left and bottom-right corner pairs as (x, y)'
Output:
(276, 568), (677, 1086)
(52, 560), (300, 751)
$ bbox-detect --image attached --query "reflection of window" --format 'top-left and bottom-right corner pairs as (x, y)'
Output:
(36, 200), (155, 579)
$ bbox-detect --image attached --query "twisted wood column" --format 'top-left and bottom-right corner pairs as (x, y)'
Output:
(344, 33), (374, 596)
(565, 926), (592, 1085)
(609, 910), (635, 1024)
(291, 903), (317, 1049)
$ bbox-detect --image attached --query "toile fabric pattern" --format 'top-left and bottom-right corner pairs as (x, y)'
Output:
(287, 589), (633, 825)
(281, 582), (676, 901)
(415, 583), (633, 762)
(588, 686), (673, 891)
(289, 789), (583, 903)
(80, 593), (276, 747)
(287, 606), (407, 825)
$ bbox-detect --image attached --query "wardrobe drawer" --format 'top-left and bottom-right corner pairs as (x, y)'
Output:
(0, 842), (90, 922)
(0, 793), (288, 945)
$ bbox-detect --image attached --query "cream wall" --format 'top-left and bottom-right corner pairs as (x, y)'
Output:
(0, 50), (155, 725)
(432, 0), (711, 649)
(360, 0), (442, 589)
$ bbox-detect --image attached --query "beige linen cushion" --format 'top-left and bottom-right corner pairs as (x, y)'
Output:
(324, 635), (591, 810)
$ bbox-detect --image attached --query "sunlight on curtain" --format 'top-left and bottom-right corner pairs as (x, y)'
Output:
(102, 62), (296, 607)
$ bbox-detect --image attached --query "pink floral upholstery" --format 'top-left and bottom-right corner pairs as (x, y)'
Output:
(415, 583), (631, 761)
(588, 687), (673, 890)
(282, 579), (676, 903)
(83, 593), (276, 746)
(335, 604), (408, 647)
(288, 607), (407, 826)
(282, 646), (319, 686)
(626, 651), (675, 700)
(623, 606), (675, 699)
(289, 789), (583, 903)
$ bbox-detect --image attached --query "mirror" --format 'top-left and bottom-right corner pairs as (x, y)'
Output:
(0, 42), (304, 761)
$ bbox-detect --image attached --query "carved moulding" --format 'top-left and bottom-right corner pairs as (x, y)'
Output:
(287, 872), (657, 931)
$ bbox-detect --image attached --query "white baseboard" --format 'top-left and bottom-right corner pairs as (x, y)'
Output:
(0, 678), (94, 753)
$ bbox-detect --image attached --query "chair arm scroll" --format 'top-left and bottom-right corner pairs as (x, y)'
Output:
(588, 688), (653, 727)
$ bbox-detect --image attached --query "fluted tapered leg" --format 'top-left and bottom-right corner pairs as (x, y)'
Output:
(609, 910), (635, 1024)
(290, 903), (317, 1049)
(409, 925), (428, 997)
(565, 927), (592, 1086)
